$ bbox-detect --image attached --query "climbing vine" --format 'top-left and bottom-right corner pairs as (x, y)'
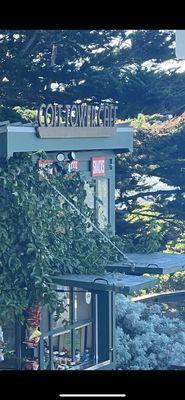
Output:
(0, 152), (124, 325)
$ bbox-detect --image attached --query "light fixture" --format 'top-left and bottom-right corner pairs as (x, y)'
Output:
(68, 151), (76, 162)
(56, 153), (65, 162)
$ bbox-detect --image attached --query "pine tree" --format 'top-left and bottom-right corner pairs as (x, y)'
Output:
(1, 29), (184, 121)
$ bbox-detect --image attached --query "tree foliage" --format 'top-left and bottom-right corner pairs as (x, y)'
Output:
(132, 271), (185, 297)
(1, 29), (185, 122)
(115, 113), (185, 252)
(0, 153), (124, 325)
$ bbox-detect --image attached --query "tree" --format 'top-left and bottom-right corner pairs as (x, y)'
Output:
(1, 29), (185, 122)
(115, 113), (185, 252)
(0, 152), (123, 325)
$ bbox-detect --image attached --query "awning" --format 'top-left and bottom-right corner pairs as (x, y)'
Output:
(106, 252), (185, 275)
(52, 273), (158, 295)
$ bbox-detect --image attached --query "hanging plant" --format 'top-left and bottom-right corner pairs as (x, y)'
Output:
(23, 305), (42, 348)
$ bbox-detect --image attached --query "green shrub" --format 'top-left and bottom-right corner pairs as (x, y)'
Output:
(116, 294), (185, 370)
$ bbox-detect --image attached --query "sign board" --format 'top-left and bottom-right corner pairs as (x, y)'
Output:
(37, 159), (53, 176)
(175, 30), (185, 59)
(38, 103), (118, 128)
(37, 159), (53, 169)
(37, 126), (116, 139)
(91, 157), (105, 177)
(37, 158), (79, 174)
(69, 159), (79, 171)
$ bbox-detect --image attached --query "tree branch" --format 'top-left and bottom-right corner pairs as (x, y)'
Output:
(121, 188), (184, 202)
(127, 211), (175, 222)
(20, 32), (38, 56)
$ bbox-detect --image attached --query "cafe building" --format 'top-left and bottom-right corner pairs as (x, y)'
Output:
(0, 103), (159, 370)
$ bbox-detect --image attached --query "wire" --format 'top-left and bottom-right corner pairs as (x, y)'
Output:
(44, 175), (136, 271)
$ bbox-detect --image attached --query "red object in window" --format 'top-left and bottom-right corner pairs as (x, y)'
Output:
(91, 157), (105, 177)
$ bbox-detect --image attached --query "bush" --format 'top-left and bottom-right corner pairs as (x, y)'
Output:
(115, 294), (185, 370)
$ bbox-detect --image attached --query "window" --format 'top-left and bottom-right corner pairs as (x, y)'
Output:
(39, 286), (95, 370)
(96, 178), (108, 228)
(84, 178), (109, 229)
(0, 324), (17, 370)
(74, 288), (92, 322)
(84, 181), (95, 210)
(84, 180), (96, 232)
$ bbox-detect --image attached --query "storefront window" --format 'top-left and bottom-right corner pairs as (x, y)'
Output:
(53, 331), (71, 355)
(39, 287), (96, 370)
(74, 324), (93, 355)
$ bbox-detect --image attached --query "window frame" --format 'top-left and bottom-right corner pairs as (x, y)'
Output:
(39, 286), (96, 370)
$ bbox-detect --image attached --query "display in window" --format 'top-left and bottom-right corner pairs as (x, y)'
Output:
(43, 324), (94, 370)
(74, 324), (93, 367)
(52, 332), (72, 370)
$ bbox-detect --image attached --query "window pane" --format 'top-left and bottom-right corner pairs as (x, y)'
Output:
(71, 324), (94, 369)
(84, 181), (95, 232)
(43, 336), (50, 370)
(74, 288), (92, 322)
(97, 179), (108, 228)
(74, 324), (93, 355)
(53, 331), (71, 354)
(0, 324), (17, 370)
(52, 332), (72, 370)
(84, 181), (95, 209)
(41, 307), (50, 333)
